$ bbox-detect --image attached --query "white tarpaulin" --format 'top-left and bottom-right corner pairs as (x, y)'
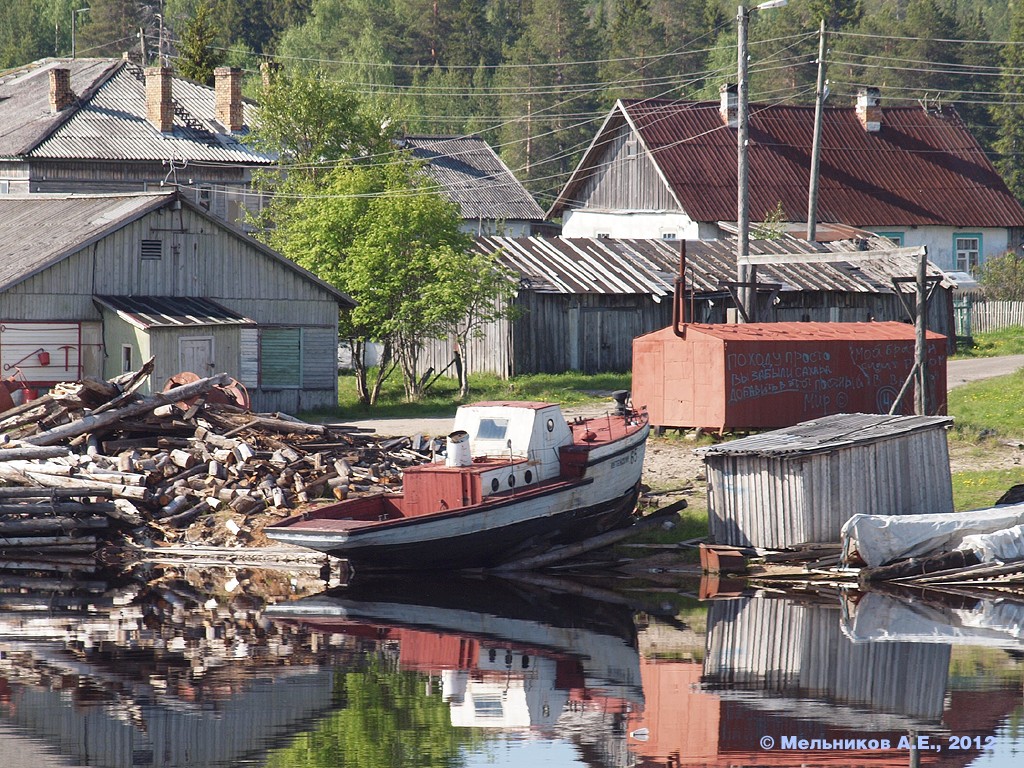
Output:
(959, 523), (1024, 563)
(842, 591), (1024, 648)
(841, 502), (1024, 567)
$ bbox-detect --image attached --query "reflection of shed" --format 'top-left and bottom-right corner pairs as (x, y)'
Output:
(702, 597), (950, 722)
(632, 321), (947, 432)
(696, 413), (953, 549)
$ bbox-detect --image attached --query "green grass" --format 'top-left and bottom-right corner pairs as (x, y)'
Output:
(953, 468), (1023, 511)
(954, 326), (1024, 358)
(947, 371), (1024, 436)
(317, 370), (633, 418)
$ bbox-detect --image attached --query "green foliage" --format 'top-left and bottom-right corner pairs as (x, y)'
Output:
(265, 657), (480, 768)
(994, 1), (1024, 201)
(978, 252), (1024, 300)
(248, 67), (389, 172)
(175, 0), (222, 84)
(752, 201), (787, 239)
(954, 326), (1024, 358)
(73, 0), (142, 58)
(332, 370), (633, 417)
(0, 0), (51, 67)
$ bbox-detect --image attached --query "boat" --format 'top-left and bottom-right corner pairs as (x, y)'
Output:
(265, 395), (650, 572)
(264, 574), (645, 721)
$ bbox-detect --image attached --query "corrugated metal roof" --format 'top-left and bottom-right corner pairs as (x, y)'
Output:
(696, 413), (953, 458)
(0, 192), (166, 290)
(474, 235), (953, 296)
(552, 99), (1024, 228)
(683, 321), (946, 342)
(0, 58), (270, 164)
(94, 295), (255, 328)
(401, 136), (545, 222)
(0, 191), (355, 306)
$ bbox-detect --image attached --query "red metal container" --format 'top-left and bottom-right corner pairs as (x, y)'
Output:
(632, 321), (947, 431)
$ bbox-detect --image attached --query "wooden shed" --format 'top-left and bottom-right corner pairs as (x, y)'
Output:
(632, 322), (948, 431)
(695, 413), (954, 550)
(417, 237), (957, 379)
(0, 191), (352, 413)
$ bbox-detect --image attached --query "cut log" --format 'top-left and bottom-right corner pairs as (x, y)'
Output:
(25, 373), (231, 446)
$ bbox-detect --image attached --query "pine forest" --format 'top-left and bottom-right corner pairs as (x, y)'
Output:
(3, 0), (1024, 208)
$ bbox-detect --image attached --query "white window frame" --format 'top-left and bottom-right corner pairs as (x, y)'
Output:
(955, 233), (981, 272)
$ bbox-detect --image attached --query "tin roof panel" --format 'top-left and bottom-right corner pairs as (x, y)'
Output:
(696, 413), (953, 457)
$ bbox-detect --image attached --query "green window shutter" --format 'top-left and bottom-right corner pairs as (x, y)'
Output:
(260, 328), (301, 387)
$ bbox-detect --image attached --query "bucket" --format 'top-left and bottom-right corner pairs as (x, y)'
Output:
(22, 388), (38, 402)
(445, 430), (472, 467)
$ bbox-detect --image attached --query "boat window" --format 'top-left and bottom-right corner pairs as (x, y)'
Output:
(473, 695), (504, 719)
(476, 418), (508, 440)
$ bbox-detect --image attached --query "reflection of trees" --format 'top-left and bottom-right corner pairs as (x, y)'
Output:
(266, 656), (482, 768)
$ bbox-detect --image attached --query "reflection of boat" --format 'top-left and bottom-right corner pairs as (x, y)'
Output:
(265, 575), (645, 723)
(843, 588), (1024, 649)
(266, 399), (649, 571)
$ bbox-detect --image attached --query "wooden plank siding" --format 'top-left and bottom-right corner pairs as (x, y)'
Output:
(572, 124), (679, 212)
(417, 292), (672, 378)
(2, 201), (341, 412)
(28, 160), (249, 191)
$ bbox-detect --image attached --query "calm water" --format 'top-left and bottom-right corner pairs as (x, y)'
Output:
(0, 563), (1023, 768)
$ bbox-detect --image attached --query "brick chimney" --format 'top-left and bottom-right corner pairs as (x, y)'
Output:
(214, 67), (243, 132)
(49, 68), (74, 112)
(720, 84), (738, 128)
(146, 66), (174, 133)
(856, 87), (882, 132)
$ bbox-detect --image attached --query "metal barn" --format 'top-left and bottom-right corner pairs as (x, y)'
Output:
(695, 413), (954, 549)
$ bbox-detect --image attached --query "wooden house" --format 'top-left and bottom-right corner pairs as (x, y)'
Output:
(0, 58), (271, 228)
(0, 190), (352, 412)
(549, 88), (1024, 271)
(416, 236), (956, 378)
(398, 136), (546, 236)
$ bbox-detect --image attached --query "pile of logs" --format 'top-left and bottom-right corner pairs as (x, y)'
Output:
(0, 365), (442, 561)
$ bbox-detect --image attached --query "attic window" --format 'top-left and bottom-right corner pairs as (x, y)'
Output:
(141, 239), (163, 260)
(661, 232), (678, 240)
(625, 139), (638, 157)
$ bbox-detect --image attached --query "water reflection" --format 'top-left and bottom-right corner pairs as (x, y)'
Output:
(0, 563), (1019, 767)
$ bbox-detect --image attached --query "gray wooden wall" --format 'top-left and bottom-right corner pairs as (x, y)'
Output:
(2, 204), (339, 412)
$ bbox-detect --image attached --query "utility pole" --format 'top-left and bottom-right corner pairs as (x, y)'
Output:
(915, 247), (928, 415)
(736, 1), (787, 323)
(737, 5), (752, 322)
(806, 19), (826, 240)
(71, 7), (90, 59)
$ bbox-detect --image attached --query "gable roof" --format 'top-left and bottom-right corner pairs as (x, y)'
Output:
(0, 190), (353, 306)
(0, 58), (271, 164)
(550, 98), (1024, 228)
(399, 136), (545, 222)
(474, 236), (955, 297)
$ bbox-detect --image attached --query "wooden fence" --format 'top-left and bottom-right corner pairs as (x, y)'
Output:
(959, 299), (1024, 336)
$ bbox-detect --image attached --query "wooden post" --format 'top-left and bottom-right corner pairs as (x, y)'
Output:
(916, 247), (928, 414)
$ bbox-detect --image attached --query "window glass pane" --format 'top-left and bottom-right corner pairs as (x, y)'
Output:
(476, 418), (508, 440)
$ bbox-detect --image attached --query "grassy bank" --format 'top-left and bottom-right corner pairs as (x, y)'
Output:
(328, 370), (632, 418)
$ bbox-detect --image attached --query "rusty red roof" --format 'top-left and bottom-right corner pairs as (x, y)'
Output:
(552, 99), (1024, 228)
(665, 321), (945, 342)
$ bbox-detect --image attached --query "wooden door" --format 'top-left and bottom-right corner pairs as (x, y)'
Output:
(179, 336), (215, 376)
